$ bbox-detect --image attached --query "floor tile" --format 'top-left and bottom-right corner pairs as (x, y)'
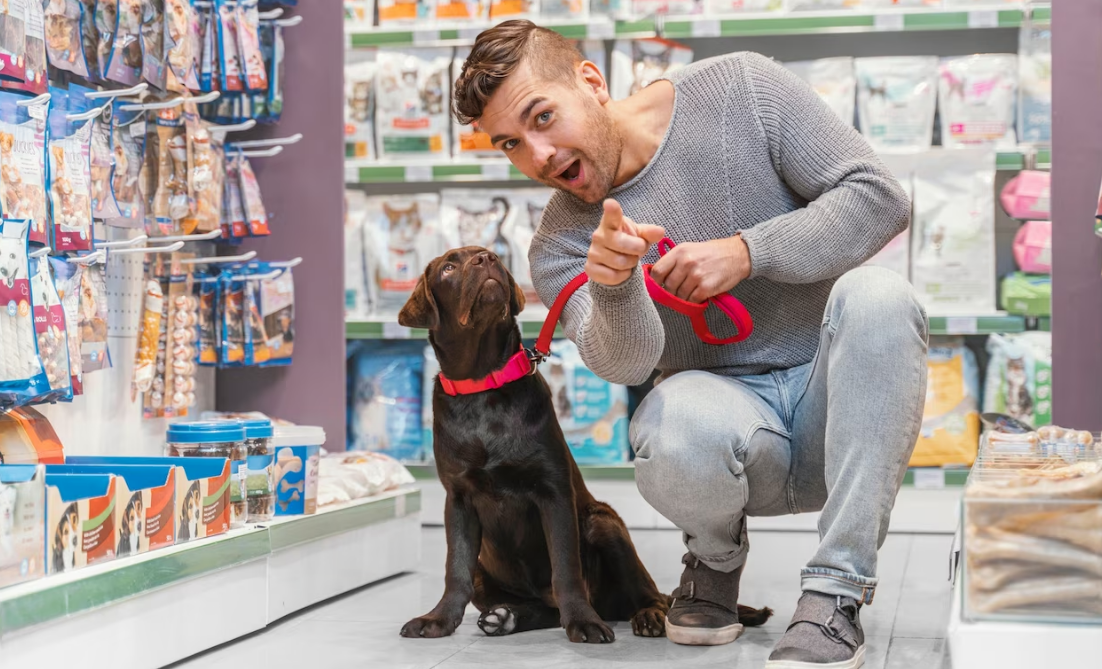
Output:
(885, 638), (947, 669)
(892, 535), (955, 639)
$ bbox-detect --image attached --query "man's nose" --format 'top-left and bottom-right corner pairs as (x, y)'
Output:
(530, 138), (555, 171)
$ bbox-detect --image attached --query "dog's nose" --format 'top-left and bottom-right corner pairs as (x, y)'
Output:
(470, 251), (497, 266)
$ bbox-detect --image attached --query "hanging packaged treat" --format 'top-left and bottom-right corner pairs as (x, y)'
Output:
(48, 120), (94, 253)
(435, 0), (485, 21)
(344, 49), (376, 161)
(95, 0), (119, 82)
(784, 57), (856, 127)
(938, 54), (1018, 150)
(216, 0), (244, 92)
(236, 0), (266, 91)
(364, 194), (442, 312)
(188, 120), (222, 233)
(237, 153), (268, 236)
(375, 48), (450, 160)
(1019, 20), (1051, 146)
(170, 288), (199, 410)
(166, 0), (200, 92)
(440, 190), (514, 272)
(79, 260), (110, 372)
(140, 0), (168, 90)
(131, 271), (163, 399)
(45, 0), (90, 79)
(630, 0), (698, 17)
(0, 0), (27, 83)
(29, 254), (72, 403)
(196, 271), (220, 365)
(259, 267), (293, 367)
(264, 18), (284, 122)
(144, 259), (170, 417)
(221, 270), (245, 366)
(0, 219), (49, 407)
(450, 48), (497, 159)
(502, 188), (551, 306)
(149, 110), (189, 236)
(106, 112), (146, 226)
(244, 267), (270, 366)
(49, 258), (83, 395)
(198, 3), (217, 91)
(86, 101), (125, 221)
(222, 151), (247, 238)
(0, 95), (49, 246)
(106, 0), (144, 85)
(855, 56), (938, 153)
(488, 0), (537, 19)
(610, 39), (693, 101)
(78, 0), (100, 80)
(14, 0), (47, 94)
(377, 0), (430, 24)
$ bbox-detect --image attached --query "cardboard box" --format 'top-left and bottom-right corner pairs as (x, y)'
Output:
(0, 464), (45, 588)
(49, 464), (176, 556)
(44, 473), (117, 574)
(0, 407), (64, 465)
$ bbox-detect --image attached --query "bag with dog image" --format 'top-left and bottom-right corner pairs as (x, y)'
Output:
(28, 254), (73, 404)
(0, 219), (51, 407)
(0, 92), (51, 246)
(48, 117), (95, 253)
(45, 0), (93, 79)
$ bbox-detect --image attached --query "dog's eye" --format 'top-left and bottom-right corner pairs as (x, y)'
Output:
(442, 263), (455, 275)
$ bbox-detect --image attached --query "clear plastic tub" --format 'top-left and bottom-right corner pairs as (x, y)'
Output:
(241, 418), (275, 522)
(166, 421), (248, 528)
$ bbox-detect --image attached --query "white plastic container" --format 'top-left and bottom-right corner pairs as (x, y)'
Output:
(271, 426), (324, 516)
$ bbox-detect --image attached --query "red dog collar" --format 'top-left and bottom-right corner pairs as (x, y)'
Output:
(438, 349), (534, 396)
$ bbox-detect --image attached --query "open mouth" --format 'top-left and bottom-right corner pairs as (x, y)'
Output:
(555, 159), (583, 186)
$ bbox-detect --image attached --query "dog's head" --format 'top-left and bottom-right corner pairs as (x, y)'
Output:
(124, 493), (143, 537)
(399, 247), (524, 335)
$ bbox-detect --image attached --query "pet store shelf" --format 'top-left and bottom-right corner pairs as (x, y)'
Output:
(345, 5), (1047, 48)
(0, 488), (422, 669)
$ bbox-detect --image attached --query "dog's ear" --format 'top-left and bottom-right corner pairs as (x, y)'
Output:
(510, 276), (525, 316)
(398, 273), (439, 330)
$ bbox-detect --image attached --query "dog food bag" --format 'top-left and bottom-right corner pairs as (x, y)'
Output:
(546, 340), (630, 465)
(271, 425), (322, 516)
(29, 255), (72, 404)
(0, 464), (46, 588)
(488, 0), (537, 19)
(15, 0), (47, 94)
(139, 0), (167, 90)
(48, 120), (94, 253)
(106, 0), (144, 85)
(1019, 19), (1051, 145)
(503, 188), (551, 306)
(345, 189), (372, 317)
(938, 54), (1018, 150)
(377, 0), (432, 24)
(258, 266), (294, 367)
(0, 99), (50, 246)
(345, 49), (376, 161)
(0, 0), (27, 82)
(862, 152), (913, 279)
(911, 337), (980, 468)
(0, 220), (49, 407)
(364, 193), (443, 312)
(631, 0), (700, 16)
(911, 148), (997, 314)
(984, 332), (1052, 429)
(50, 258), (83, 395)
(855, 56), (938, 153)
(166, 0), (200, 92)
(375, 48), (451, 159)
(166, 420), (248, 527)
(79, 260), (110, 373)
(610, 39), (693, 102)
(349, 341), (425, 462)
(784, 57), (855, 127)
(440, 189), (516, 272)
(1001, 272), (1051, 319)
(450, 48), (499, 159)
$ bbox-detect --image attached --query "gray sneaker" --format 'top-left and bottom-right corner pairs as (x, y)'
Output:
(665, 553), (744, 646)
(765, 591), (865, 669)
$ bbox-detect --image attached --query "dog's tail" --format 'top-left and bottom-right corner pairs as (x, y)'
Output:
(737, 604), (774, 627)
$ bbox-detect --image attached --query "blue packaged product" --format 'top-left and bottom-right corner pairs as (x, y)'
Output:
(348, 340), (424, 461)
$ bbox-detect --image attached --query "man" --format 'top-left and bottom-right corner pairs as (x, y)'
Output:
(454, 20), (928, 669)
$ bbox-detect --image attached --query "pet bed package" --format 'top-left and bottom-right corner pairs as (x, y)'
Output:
(855, 56), (938, 153)
(503, 188), (552, 306)
(375, 48), (451, 159)
(0, 220), (51, 408)
(345, 48), (377, 161)
(938, 54), (1018, 149)
(984, 332), (1053, 429)
(0, 96), (50, 245)
(1013, 220), (1051, 274)
(363, 193), (443, 312)
(377, 0), (432, 24)
(1001, 170), (1050, 221)
(611, 38), (693, 101)
(1001, 272), (1051, 318)
(317, 451), (415, 507)
(48, 119), (94, 253)
(348, 341), (425, 462)
(440, 189), (516, 271)
(345, 190), (372, 317)
(0, 464), (45, 589)
(911, 148), (997, 314)
(546, 340), (630, 465)
(1018, 16), (1051, 145)
(784, 57), (855, 127)
(271, 424), (323, 516)
(44, 471), (117, 574)
(911, 336), (981, 468)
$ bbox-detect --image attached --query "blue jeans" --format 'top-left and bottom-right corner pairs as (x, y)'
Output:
(630, 267), (929, 605)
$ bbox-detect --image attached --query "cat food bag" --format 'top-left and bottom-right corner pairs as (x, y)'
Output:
(95, 0), (119, 79)
(631, 0), (700, 16)
(855, 56), (938, 153)
(1001, 272), (1050, 318)
(106, 0), (144, 85)
(79, 260), (110, 372)
(48, 120), (95, 253)
(1018, 18), (1051, 145)
(440, 189), (515, 273)
(16, 0), (47, 93)
(912, 336), (980, 468)
(0, 97), (49, 245)
(450, 48), (498, 159)
(377, 0), (432, 24)
(237, 153), (268, 236)
(236, 0), (266, 91)
(344, 190), (372, 317)
(216, 0), (243, 91)
(345, 49), (376, 161)
(911, 148), (996, 314)
(140, 0), (167, 90)
(0, 0), (27, 83)
(503, 188), (551, 306)
(1000, 170), (1050, 221)
(610, 39), (693, 101)
(88, 101), (124, 221)
(435, 0), (486, 21)
(29, 254), (72, 403)
(488, 0), (537, 19)
(863, 153), (913, 279)
(0, 220), (49, 406)
(938, 54), (1018, 150)
(1013, 219), (1051, 274)
(106, 111), (146, 226)
(364, 193), (442, 312)
(984, 332), (1052, 429)
(546, 340), (630, 465)
(258, 266), (293, 366)
(348, 340), (424, 461)
(49, 258), (83, 395)
(708, 0), (779, 13)
(375, 48), (451, 160)
(165, 0), (200, 92)
(195, 272), (219, 365)
(785, 57), (855, 127)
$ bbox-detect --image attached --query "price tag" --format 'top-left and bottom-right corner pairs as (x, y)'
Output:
(459, 27), (482, 41)
(405, 165), (433, 182)
(412, 29), (436, 45)
(967, 10), (999, 29)
(873, 13), (905, 31)
(691, 19), (721, 38)
(946, 316), (978, 334)
(482, 163), (510, 180)
(913, 468), (946, 490)
(588, 21), (615, 40)
(383, 322), (412, 339)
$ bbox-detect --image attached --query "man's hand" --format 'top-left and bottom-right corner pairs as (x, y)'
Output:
(649, 235), (752, 303)
(586, 199), (666, 287)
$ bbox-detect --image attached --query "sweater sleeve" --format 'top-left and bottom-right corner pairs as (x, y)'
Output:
(528, 227), (664, 387)
(737, 52), (911, 285)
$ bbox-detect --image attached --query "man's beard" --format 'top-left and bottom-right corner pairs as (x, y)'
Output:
(540, 98), (621, 204)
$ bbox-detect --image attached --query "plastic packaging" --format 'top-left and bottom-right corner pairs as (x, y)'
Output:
(708, 0), (780, 13)
(317, 451), (415, 507)
(140, 0), (167, 90)
(220, 270), (245, 366)
(374, 48), (451, 160)
(855, 56), (938, 152)
(363, 193), (443, 312)
(216, 0), (243, 91)
(1001, 272), (1051, 318)
(236, 0), (267, 91)
(1013, 220), (1051, 274)
(984, 332), (1053, 429)
(166, 0), (200, 92)
(48, 119), (94, 253)
(258, 266), (293, 367)
(50, 258), (84, 395)
(348, 341), (424, 461)
(911, 336), (980, 468)
(540, 0), (584, 19)
(862, 153), (912, 279)
(440, 189), (513, 271)
(0, 0), (27, 79)
(106, 0), (144, 85)
(88, 101), (124, 221)
(79, 261), (110, 372)
(237, 152), (268, 236)
(1001, 170), (1050, 221)
(785, 57), (855, 127)
(938, 54), (1018, 149)
(106, 111), (146, 226)
(239, 418), (274, 521)
(1018, 15), (1051, 145)
(611, 39), (693, 101)
(29, 254), (72, 403)
(377, 0), (431, 24)
(345, 191), (371, 318)
(502, 188), (551, 306)
(166, 420), (248, 528)
(0, 220), (48, 407)
(196, 272), (219, 365)
(272, 424), (323, 516)
(131, 275), (163, 396)
(0, 96), (50, 245)
(546, 340), (631, 464)
(16, 0), (47, 94)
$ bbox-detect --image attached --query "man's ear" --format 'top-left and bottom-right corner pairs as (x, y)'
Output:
(398, 274), (439, 330)
(510, 276), (526, 316)
(578, 60), (609, 104)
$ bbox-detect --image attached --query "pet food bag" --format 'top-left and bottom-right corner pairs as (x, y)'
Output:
(345, 49), (377, 161)
(611, 39), (693, 101)
(236, 0), (267, 92)
(440, 189), (516, 273)
(0, 220), (49, 407)
(364, 193), (443, 312)
(1000, 170), (1050, 221)
(421, 343), (437, 456)
(79, 261), (110, 372)
(1000, 272), (1050, 318)
(488, 0), (538, 19)
(911, 148), (997, 314)
(862, 153), (912, 279)
(1013, 220), (1051, 274)
(911, 337), (980, 468)
(1019, 19), (1051, 145)
(0, 0), (26, 82)
(435, 0), (487, 20)
(50, 258), (83, 395)
(855, 56), (938, 153)
(345, 190), (372, 317)
(16, 0), (47, 94)
(259, 267), (294, 367)
(546, 340), (630, 465)
(105, 0), (144, 85)
(503, 188), (551, 306)
(48, 120), (94, 253)
(377, 0), (432, 24)
(631, 0), (700, 16)
(0, 464), (45, 588)
(0, 99), (50, 246)
(540, 0), (584, 18)
(938, 54), (1018, 150)
(30, 256), (72, 403)
(785, 57), (855, 127)
(140, 0), (167, 89)
(348, 341), (425, 462)
(451, 48), (499, 159)
(708, 0), (780, 13)
(107, 110), (146, 226)
(86, 100), (124, 221)
(216, 0), (243, 91)
(166, 0), (201, 92)
(984, 332), (1052, 429)
(375, 48), (451, 160)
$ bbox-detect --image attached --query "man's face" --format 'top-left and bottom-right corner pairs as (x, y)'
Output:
(479, 61), (621, 204)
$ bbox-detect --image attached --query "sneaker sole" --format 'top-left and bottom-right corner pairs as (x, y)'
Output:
(764, 644), (865, 669)
(665, 621), (744, 646)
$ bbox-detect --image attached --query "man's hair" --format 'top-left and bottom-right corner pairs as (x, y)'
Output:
(453, 20), (582, 125)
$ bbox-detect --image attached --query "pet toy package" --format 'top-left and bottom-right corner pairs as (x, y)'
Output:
(0, 97), (49, 245)
(440, 189), (515, 272)
(44, 472), (116, 574)
(546, 340), (630, 465)
(785, 57), (855, 127)
(1013, 219), (1051, 274)
(345, 48), (376, 160)
(0, 464), (45, 589)
(79, 260), (110, 372)
(50, 258), (83, 395)
(348, 341), (425, 462)
(488, 0), (538, 19)
(0, 220), (49, 408)
(938, 54), (1018, 150)
(48, 119), (94, 253)
(15, 0), (47, 94)
(1000, 170), (1049, 221)
(450, 48), (498, 159)
(345, 190), (372, 317)
(0, 0), (27, 81)
(106, 0), (144, 85)
(377, 0), (432, 24)
(503, 188), (551, 306)
(855, 56), (938, 152)
(435, 0), (487, 21)
(29, 255), (72, 403)
(631, 0), (700, 16)
(271, 425), (323, 516)
(1001, 272), (1051, 318)
(984, 332), (1052, 429)
(610, 39), (693, 101)
(911, 148), (996, 314)
(140, 0), (167, 89)
(363, 193), (443, 312)
(911, 337), (980, 468)
(1018, 18), (1051, 145)
(375, 48), (451, 159)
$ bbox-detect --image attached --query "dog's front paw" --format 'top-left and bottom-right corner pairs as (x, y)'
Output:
(564, 617), (615, 644)
(477, 606), (517, 636)
(400, 614), (462, 639)
(630, 605), (667, 638)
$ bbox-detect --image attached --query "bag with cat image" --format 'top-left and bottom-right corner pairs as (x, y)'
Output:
(363, 193), (443, 312)
(502, 188), (551, 307)
(374, 48), (451, 160)
(345, 49), (376, 160)
(984, 332), (1052, 430)
(0, 93), (50, 246)
(855, 56), (938, 153)
(440, 189), (516, 274)
(938, 54), (1018, 150)
(784, 57), (855, 127)
(610, 39), (693, 102)
(0, 219), (51, 408)
(912, 336), (980, 468)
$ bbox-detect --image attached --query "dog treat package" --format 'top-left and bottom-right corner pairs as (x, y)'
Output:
(630, 0), (699, 16)
(540, 0), (584, 19)
(259, 15), (284, 122)
(187, 119), (221, 233)
(345, 49), (376, 160)
(377, 0), (431, 24)
(911, 336), (980, 468)
(44, 472), (117, 573)
(195, 272), (219, 365)
(1019, 19), (1052, 145)
(546, 340), (631, 465)
(131, 272), (163, 399)
(78, 0), (102, 80)
(48, 119), (95, 253)
(220, 270), (246, 366)
(0, 220), (50, 408)
(14, 0), (47, 94)
(237, 152), (269, 236)
(149, 111), (192, 236)
(784, 57), (856, 127)
(503, 188), (551, 306)
(911, 148), (996, 314)
(348, 340), (425, 461)
(222, 150), (247, 238)
(1013, 220), (1051, 274)
(139, 0), (168, 90)
(855, 56), (938, 153)
(46, 0), (92, 79)
(610, 39), (693, 101)
(86, 100), (125, 221)
(707, 0), (780, 13)
(1001, 170), (1050, 221)
(79, 260), (110, 372)
(862, 153), (912, 279)
(258, 265), (293, 366)
(95, 0), (119, 78)
(50, 258), (84, 396)
(0, 95), (50, 245)
(106, 110), (147, 226)
(1001, 272), (1051, 319)
(216, 0), (244, 91)
(28, 255), (72, 404)
(106, 0), (144, 85)
(374, 48), (450, 160)
(165, 0), (200, 92)
(271, 424), (323, 516)
(450, 48), (500, 159)
(363, 193), (443, 312)
(0, 464), (46, 589)
(938, 54), (1018, 150)
(0, 0), (27, 82)
(984, 332), (1053, 430)
(198, 2), (216, 91)
(242, 266), (271, 366)
(236, 0), (267, 91)
(345, 190), (371, 317)
(434, 0), (486, 21)
(440, 189), (515, 272)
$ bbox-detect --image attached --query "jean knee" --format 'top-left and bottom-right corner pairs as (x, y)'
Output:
(829, 266), (928, 342)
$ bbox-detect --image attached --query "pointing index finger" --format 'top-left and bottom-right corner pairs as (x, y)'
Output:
(601, 199), (626, 232)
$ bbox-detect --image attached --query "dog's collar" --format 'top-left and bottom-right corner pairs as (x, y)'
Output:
(438, 348), (535, 396)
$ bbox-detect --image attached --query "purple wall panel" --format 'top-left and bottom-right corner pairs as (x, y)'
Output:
(216, 2), (347, 447)
(1052, 2), (1102, 429)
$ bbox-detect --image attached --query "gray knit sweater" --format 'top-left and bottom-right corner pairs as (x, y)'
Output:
(528, 51), (910, 386)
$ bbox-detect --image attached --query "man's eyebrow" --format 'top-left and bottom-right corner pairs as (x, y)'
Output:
(489, 97), (548, 145)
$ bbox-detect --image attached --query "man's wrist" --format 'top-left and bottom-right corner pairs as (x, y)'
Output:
(729, 233), (752, 284)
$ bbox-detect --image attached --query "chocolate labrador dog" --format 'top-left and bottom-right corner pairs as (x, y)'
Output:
(397, 246), (771, 644)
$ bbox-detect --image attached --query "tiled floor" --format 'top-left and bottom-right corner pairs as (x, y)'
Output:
(174, 528), (956, 669)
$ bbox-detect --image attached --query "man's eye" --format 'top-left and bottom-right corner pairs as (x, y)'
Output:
(502, 139), (518, 151)
(537, 111), (551, 124)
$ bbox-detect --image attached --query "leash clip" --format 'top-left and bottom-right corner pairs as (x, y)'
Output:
(525, 347), (546, 372)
